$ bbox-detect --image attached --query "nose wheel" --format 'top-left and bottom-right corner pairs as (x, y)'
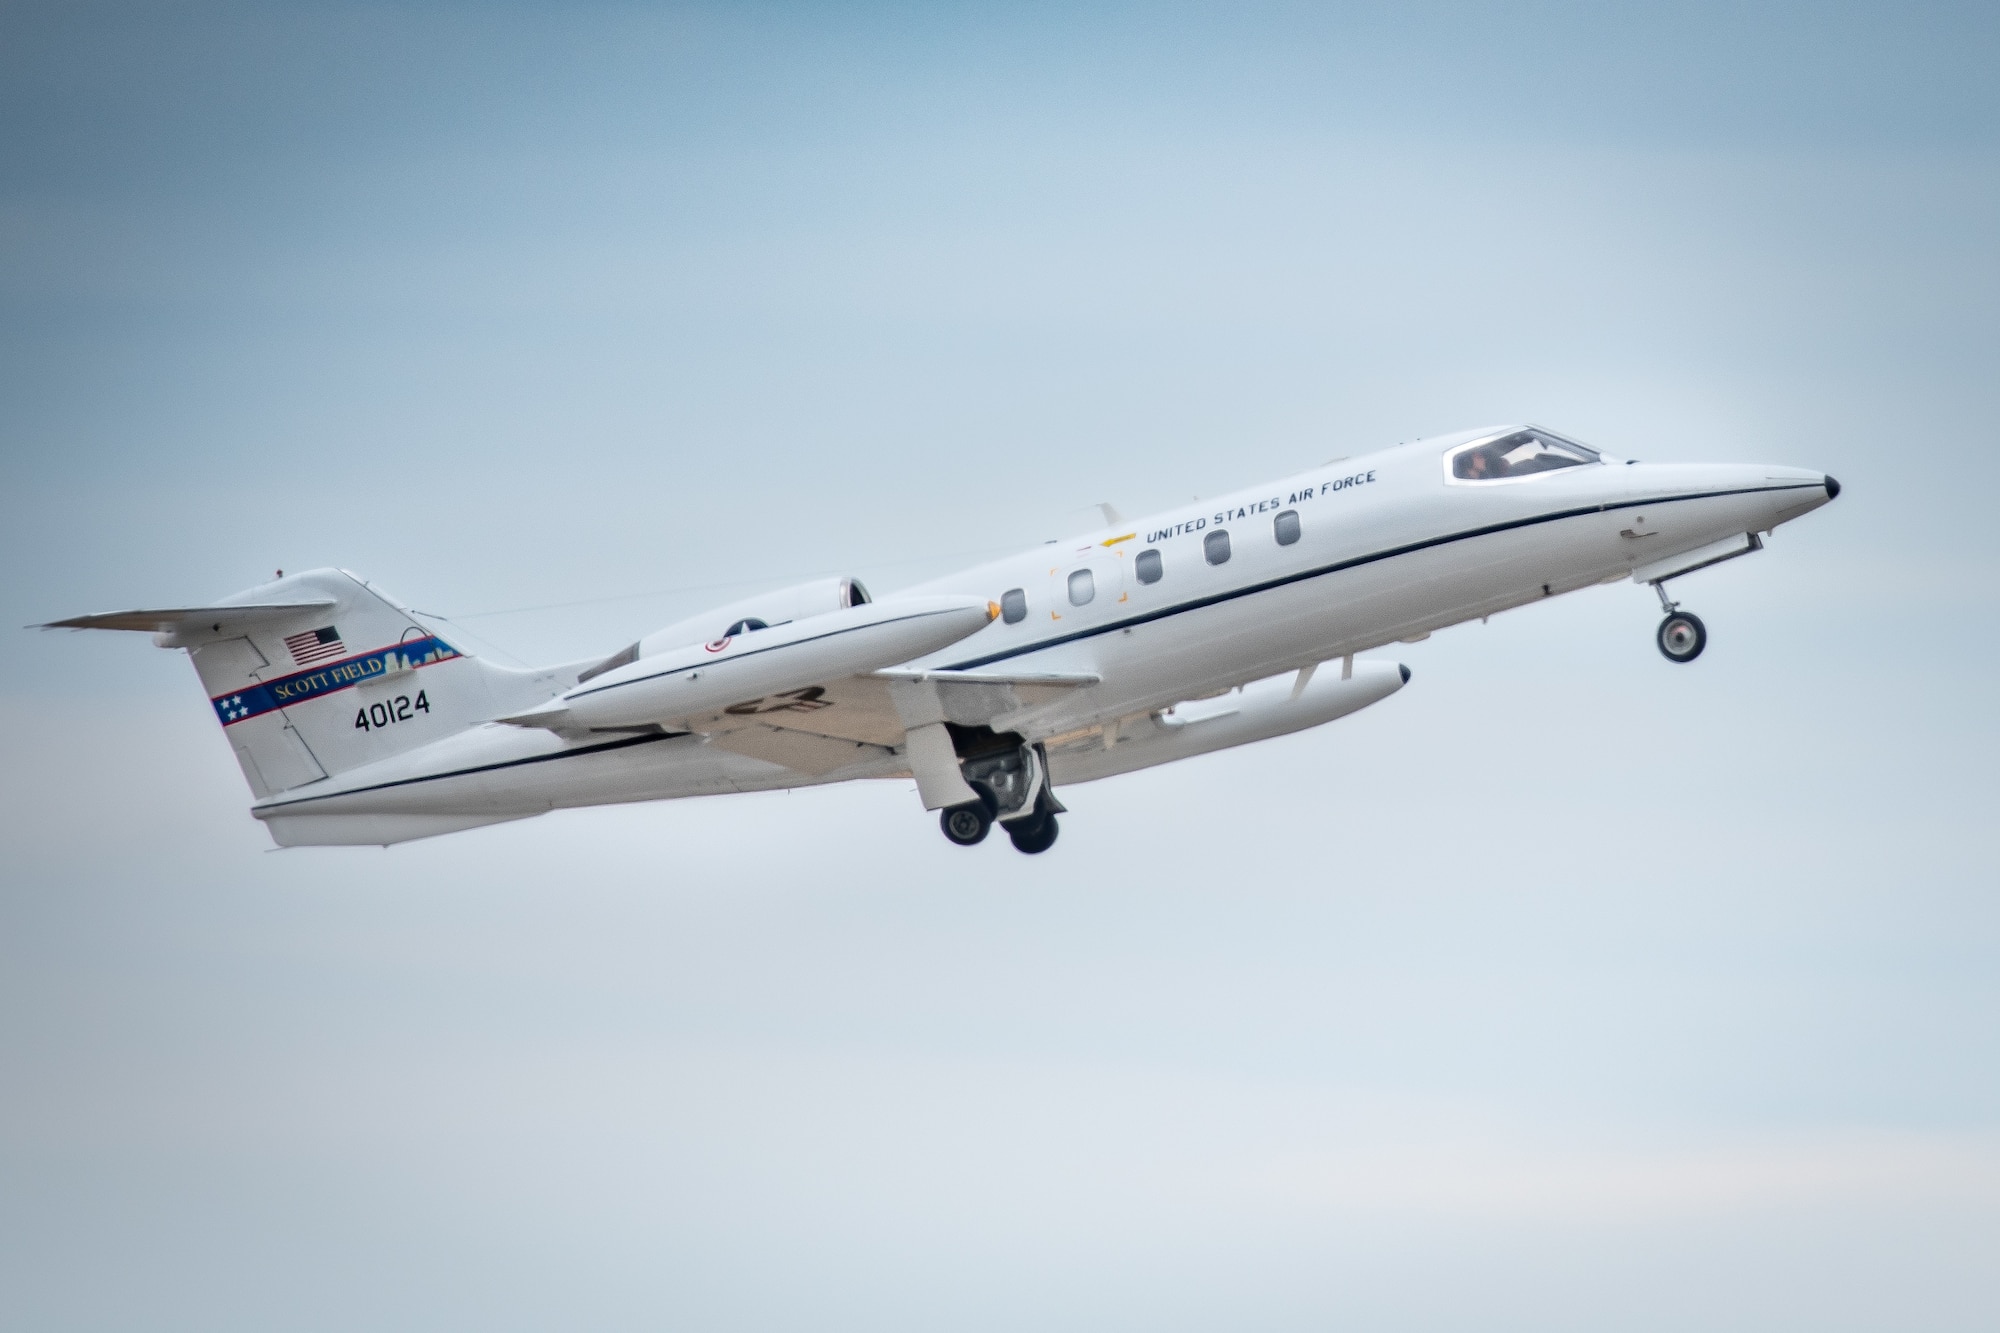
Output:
(1651, 582), (1706, 663)
(1657, 610), (1707, 662)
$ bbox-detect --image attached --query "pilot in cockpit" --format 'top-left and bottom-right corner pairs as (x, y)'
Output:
(1451, 428), (1602, 482)
(1457, 447), (1502, 479)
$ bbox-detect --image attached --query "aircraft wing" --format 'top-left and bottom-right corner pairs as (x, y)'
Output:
(698, 669), (1101, 777)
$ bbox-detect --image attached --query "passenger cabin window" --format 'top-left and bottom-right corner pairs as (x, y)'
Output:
(1450, 428), (1600, 481)
(1134, 548), (1163, 584)
(1000, 588), (1027, 624)
(1205, 529), (1232, 565)
(1068, 568), (1095, 606)
(1273, 510), (1300, 545)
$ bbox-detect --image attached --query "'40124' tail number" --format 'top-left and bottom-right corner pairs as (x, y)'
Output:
(355, 691), (430, 731)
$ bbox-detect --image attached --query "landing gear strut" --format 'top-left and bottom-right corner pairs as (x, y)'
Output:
(1652, 582), (1706, 663)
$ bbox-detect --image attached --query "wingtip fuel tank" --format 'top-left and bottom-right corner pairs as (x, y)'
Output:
(1047, 658), (1410, 785)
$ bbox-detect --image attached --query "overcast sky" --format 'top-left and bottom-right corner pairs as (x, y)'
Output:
(4, 4), (1998, 1330)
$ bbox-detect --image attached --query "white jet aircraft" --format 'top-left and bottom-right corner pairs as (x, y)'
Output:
(43, 426), (1838, 853)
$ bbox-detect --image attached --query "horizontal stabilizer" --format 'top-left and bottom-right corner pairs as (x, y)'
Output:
(37, 601), (336, 634)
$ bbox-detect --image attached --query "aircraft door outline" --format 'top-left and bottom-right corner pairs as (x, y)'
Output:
(1047, 546), (1128, 624)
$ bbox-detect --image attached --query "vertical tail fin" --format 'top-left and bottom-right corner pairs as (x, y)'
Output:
(47, 568), (566, 799)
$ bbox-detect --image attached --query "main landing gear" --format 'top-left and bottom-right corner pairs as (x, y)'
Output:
(1652, 582), (1707, 664)
(937, 727), (1065, 854)
(941, 792), (1061, 854)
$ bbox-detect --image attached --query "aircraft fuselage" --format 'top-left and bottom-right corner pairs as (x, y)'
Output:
(46, 424), (1838, 849)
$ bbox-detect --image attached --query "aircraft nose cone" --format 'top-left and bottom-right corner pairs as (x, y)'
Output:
(1824, 475), (1842, 500)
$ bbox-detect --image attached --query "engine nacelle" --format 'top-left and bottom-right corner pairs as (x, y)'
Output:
(514, 595), (996, 731)
(580, 576), (870, 684)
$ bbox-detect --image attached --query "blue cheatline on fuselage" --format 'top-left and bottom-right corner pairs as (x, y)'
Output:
(210, 636), (459, 726)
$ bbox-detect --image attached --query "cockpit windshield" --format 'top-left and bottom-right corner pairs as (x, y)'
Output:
(1448, 428), (1601, 482)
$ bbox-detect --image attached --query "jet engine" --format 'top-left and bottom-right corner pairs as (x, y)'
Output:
(512, 595), (997, 731)
(579, 576), (871, 683)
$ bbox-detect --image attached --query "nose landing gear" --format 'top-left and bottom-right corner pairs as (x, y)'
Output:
(1652, 581), (1707, 663)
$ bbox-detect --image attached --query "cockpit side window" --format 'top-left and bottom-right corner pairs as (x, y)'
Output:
(1448, 428), (1600, 482)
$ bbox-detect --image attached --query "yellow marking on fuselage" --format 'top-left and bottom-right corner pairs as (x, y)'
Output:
(1101, 532), (1137, 546)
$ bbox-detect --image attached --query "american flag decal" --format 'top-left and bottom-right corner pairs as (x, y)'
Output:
(284, 625), (345, 666)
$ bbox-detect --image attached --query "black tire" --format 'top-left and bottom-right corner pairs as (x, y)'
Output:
(1656, 610), (1707, 663)
(1006, 813), (1059, 855)
(940, 802), (992, 846)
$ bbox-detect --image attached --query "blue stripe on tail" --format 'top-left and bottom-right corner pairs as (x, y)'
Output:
(212, 636), (459, 726)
